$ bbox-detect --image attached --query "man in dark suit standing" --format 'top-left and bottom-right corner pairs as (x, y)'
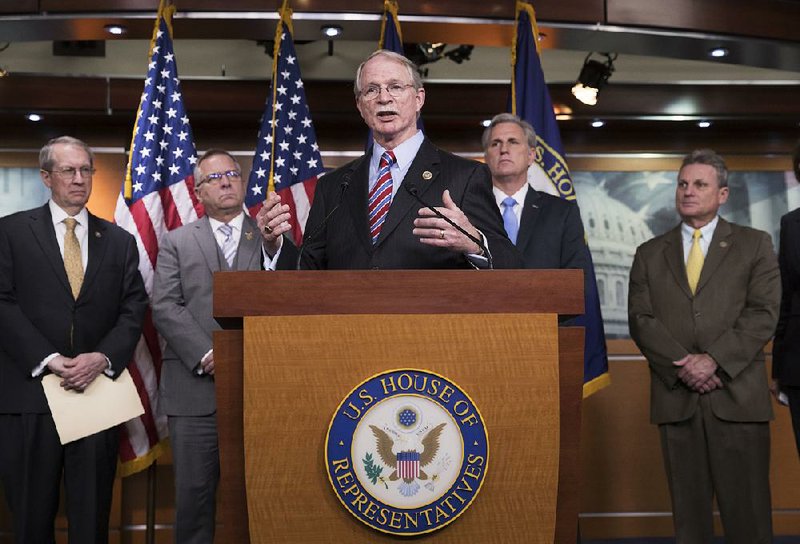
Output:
(152, 149), (289, 544)
(629, 149), (780, 543)
(482, 113), (589, 275)
(0, 136), (148, 543)
(773, 140), (800, 456)
(256, 49), (519, 270)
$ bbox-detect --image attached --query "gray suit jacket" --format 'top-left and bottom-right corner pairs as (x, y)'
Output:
(628, 218), (780, 424)
(152, 214), (263, 416)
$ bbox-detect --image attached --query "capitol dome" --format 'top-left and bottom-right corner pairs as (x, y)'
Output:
(574, 175), (654, 338)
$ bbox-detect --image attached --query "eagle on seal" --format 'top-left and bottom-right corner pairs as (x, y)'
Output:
(369, 422), (446, 484)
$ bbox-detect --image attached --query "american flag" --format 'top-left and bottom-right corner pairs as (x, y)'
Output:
(397, 450), (421, 480)
(245, 8), (323, 246)
(113, 2), (200, 476)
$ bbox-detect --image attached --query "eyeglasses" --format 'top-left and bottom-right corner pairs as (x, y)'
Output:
(46, 166), (95, 180)
(360, 83), (415, 101)
(198, 169), (242, 186)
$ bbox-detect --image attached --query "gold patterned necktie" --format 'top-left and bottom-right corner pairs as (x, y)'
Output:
(686, 228), (704, 294)
(63, 217), (84, 299)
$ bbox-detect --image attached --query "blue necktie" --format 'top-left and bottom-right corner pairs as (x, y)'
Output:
(501, 197), (519, 245)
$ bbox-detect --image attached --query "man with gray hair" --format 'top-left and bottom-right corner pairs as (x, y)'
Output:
(257, 49), (519, 270)
(629, 149), (779, 543)
(0, 136), (147, 543)
(152, 149), (293, 543)
(482, 112), (589, 275)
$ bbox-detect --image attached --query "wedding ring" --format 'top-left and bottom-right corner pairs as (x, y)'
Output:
(264, 225), (273, 234)
(440, 229), (445, 239)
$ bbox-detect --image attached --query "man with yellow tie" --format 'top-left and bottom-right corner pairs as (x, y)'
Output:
(0, 136), (147, 543)
(628, 149), (780, 544)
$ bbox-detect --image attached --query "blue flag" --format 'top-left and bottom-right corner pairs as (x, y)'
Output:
(511, 1), (609, 397)
(379, 0), (403, 53)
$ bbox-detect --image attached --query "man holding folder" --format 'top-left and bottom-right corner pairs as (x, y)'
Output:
(0, 136), (147, 544)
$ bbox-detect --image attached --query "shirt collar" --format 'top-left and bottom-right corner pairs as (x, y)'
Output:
(371, 130), (424, 172)
(681, 215), (719, 241)
(49, 200), (88, 228)
(208, 211), (245, 233)
(493, 183), (529, 209)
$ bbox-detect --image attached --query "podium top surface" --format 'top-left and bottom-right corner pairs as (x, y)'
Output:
(213, 269), (583, 327)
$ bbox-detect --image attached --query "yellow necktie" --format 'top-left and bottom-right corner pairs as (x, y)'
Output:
(686, 229), (704, 294)
(63, 217), (84, 299)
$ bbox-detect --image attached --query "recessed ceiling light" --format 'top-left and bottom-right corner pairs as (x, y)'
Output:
(321, 25), (343, 38)
(26, 113), (43, 122)
(480, 119), (491, 128)
(591, 120), (605, 128)
(709, 47), (729, 58)
(104, 24), (127, 36)
(697, 120), (712, 128)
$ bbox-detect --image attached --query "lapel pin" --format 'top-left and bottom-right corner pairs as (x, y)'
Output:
(245, 230), (254, 240)
(95, 231), (101, 238)
(422, 170), (433, 180)
(720, 241), (728, 248)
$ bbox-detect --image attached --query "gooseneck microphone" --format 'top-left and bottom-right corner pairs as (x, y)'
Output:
(403, 184), (493, 269)
(296, 174), (350, 270)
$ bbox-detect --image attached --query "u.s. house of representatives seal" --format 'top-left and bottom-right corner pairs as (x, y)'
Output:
(325, 369), (488, 536)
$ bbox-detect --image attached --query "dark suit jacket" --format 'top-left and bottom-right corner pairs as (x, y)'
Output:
(0, 204), (148, 413)
(774, 208), (800, 386)
(628, 218), (780, 424)
(152, 214), (266, 416)
(517, 188), (589, 270)
(299, 138), (520, 270)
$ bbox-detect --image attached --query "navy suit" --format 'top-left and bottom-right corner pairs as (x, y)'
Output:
(774, 208), (800, 456)
(0, 203), (147, 544)
(300, 138), (520, 270)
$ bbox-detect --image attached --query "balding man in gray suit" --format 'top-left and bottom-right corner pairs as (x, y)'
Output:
(152, 149), (285, 544)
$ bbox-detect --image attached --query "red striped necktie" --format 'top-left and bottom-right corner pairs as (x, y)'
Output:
(368, 150), (396, 244)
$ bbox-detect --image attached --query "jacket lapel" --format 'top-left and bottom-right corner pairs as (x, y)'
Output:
(28, 204), (73, 296)
(344, 153), (372, 253)
(662, 225), (692, 298)
(236, 215), (261, 270)
(80, 213), (108, 299)
(515, 188), (541, 251)
(695, 218), (732, 294)
(193, 216), (221, 273)
(376, 138), (441, 246)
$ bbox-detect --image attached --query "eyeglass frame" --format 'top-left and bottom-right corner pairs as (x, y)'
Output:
(197, 169), (243, 187)
(359, 82), (417, 101)
(43, 166), (96, 180)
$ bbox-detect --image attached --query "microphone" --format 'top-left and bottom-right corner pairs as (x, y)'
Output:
(403, 184), (493, 269)
(296, 174), (350, 270)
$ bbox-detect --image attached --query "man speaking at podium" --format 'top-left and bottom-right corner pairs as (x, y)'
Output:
(257, 50), (520, 270)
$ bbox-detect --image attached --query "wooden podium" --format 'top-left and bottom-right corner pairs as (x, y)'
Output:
(213, 270), (584, 543)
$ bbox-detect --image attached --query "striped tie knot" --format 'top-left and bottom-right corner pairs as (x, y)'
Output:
(368, 150), (397, 244)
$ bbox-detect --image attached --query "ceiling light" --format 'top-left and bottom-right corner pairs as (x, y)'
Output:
(697, 120), (712, 128)
(104, 24), (127, 36)
(571, 52), (616, 106)
(321, 25), (343, 38)
(591, 120), (605, 128)
(709, 47), (729, 58)
(26, 113), (43, 122)
(481, 119), (491, 128)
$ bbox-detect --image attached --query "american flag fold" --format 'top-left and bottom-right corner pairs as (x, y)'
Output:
(246, 6), (323, 246)
(114, 1), (200, 476)
(511, 1), (610, 397)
